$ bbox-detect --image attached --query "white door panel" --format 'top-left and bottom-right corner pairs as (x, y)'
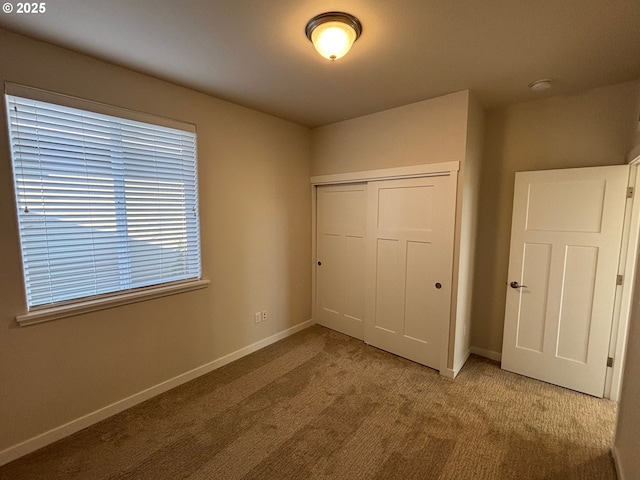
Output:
(502, 165), (629, 397)
(365, 176), (456, 370)
(316, 184), (367, 339)
(516, 242), (552, 352)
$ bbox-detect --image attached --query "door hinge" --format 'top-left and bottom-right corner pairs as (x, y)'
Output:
(607, 357), (614, 368)
(628, 187), (634, 199)
(617, 274), (624, 286)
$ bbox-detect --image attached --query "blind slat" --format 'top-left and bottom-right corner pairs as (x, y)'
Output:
(7, 93), (202, 309)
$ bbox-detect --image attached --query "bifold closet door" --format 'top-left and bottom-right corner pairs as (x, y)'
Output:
(365, 175), (456, 370)
(315, 184), (367, 339)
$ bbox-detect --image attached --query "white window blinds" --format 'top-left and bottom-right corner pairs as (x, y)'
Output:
(6, 91), (201, 309)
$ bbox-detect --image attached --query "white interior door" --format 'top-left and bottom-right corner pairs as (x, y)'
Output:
(316, 184), (367, 339)
(502, 165), (629, 397)
(364, 175), (456, 370)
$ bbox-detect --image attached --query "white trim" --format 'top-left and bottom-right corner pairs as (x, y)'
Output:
(441, 349), (471, 379)
(442, 171), (460, 376)
(607, 153), (640, 401)
(311, 185), (318, 327)
(17, 279), (210, 326)
(0, 318), (315, 467)
(607, 156), (640, 401)
(470, 346), (502, 362)
(310, 161), (459, 185)
(440, 368), (456, 379)
(612, 446), (626, 480)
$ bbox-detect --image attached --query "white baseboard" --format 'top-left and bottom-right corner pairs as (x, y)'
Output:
(441, 350), (471, 379)
(440, 368), (455, 379)
(470, 346), (502, 362)
(612, 446), (626, 480)
(0, 319), (315, 467)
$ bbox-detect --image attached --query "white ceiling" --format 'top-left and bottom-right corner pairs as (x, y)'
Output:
(1, 0), (639, 127)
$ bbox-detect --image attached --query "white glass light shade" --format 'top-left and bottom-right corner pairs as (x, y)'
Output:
(305, 12), (362, 61)
(311, 21), (357, 60)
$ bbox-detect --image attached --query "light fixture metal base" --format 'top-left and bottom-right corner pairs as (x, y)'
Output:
(305, 11), (362, 41)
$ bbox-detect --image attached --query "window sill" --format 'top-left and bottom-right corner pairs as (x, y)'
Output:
(16, 279), (210, 327)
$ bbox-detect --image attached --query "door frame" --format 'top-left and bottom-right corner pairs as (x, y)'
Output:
(310, 161), (459, 374)
(607, 153), (640, 400)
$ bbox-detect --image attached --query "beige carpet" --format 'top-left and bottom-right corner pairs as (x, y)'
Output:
(0, 325), (617, 480)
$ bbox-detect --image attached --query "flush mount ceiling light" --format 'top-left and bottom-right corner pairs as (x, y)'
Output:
(529, 79), (552, 92)
(305, 12), (362, 61)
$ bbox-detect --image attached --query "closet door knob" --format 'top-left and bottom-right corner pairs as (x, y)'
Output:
(317, 261), (322, 266)
(510, 281), (527, 289)
(435, 283), (442, 289)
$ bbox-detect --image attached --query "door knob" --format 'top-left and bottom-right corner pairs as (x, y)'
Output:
(317, 261), (322, 266)
(510, 281), (527, 289)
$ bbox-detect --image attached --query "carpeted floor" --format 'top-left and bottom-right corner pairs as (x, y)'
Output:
(0, 325), (617, 480)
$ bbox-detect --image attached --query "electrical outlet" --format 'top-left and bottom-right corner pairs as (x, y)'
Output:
(254, 312), (261, 324)
(262, 310), (268, 322)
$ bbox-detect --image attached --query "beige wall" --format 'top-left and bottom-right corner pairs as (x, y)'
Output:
(471, 80), (640, 354)
(0, 29), (311, 454)
(452, 92), (484, 369)
(311, 91), (470, 176)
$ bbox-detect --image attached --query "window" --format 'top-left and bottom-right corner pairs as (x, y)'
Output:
(5, 85), (202, 315)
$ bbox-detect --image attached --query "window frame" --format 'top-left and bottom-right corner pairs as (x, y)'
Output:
(5, 83), (208, 326)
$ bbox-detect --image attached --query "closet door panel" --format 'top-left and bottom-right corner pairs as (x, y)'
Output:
(316, 184), (367, 339)
(365, 175), (456, 370)
(404, 240), (437, 342)
(343, 235), (366, 321)
(374, 238), (402, 333)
